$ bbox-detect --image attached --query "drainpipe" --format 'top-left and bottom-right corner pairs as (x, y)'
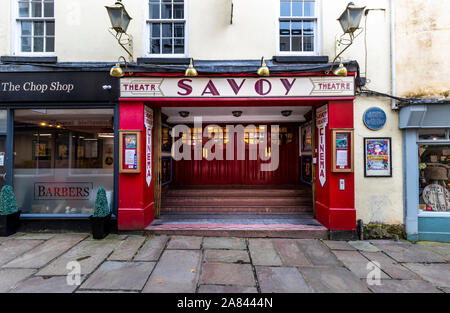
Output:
(390, 0), (397, 109)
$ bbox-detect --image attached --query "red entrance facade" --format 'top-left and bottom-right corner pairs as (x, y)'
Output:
(117, 73), (356, 235)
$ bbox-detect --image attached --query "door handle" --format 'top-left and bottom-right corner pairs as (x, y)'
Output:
(1, 173), (6, 181)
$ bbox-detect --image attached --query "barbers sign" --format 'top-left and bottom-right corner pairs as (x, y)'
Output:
(120, 76), (355, 98)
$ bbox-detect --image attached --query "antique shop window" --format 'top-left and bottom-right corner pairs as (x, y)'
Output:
(16, 0), (55, 53)
(279, 0), (318, 54)
(13, 109), (114, 215)
(418, 129), (450, 212)
(148, 0), (186, 55)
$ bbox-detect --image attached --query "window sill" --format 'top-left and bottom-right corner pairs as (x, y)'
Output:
(418, 211), (450, 218)
(272, 55), (329, 64)
(137, 57), (190, 65)
(1, 56), (57, 64)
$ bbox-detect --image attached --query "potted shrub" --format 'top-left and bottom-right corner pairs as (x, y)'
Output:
(0, 185), (21, 236)
(89, 187), (111, 239)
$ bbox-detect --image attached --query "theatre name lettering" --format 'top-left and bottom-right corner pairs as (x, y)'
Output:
(34, 183), (93, 200)
(120, 76), (355, 98)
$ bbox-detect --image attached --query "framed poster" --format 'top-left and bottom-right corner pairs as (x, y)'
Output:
(32, 141), (50, 160)
(119, 130), (141, 173)
(364, 137), (392, 177)
(300, 122), (312, 155)
(332, 129), (354, 172)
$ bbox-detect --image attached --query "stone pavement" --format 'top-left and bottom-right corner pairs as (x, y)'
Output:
(0, 232), (449, 293)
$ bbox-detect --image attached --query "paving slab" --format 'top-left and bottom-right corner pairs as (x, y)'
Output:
(134, 235), (168, 261)
(143, 250), (201, 293)
(204, 250), (250, 263)
(256, 266), (311, 293)
(87, 234), (128, 241)
(322, 240), (357, 251)
(3, 234), (84, 268)
(80, 261), (155, 291)
(9, 275), (81, 293)
(0, 239), (44, 266)
(333, 250), (389, 279)
(348, 241), (380, 252)
(295, 239), (341, 266)
(36, 238), (121, 276)
(14, 233), (56, 240)
(418, 241), (450, 260)
(200, 263), (255, 286)
(404, 263), (450, 288)
(272, 239), (312, 267)
(362, 252), (420, 279)
(373, 242), (446, 263)
(0, 269), (36, 293)
(368, 279), (442, 293)
(248, 239), (282, 266)
(166, 236), (202, 249)
(202, 237), (246, 250)
(108, 235), (146, 261)
(299, 267), (371, 293)
(442, 287), (450, 293)
(198, 285), (258, 293)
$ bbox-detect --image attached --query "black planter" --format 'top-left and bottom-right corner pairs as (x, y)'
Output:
(0, 211), (21, 237)
(89, 213), (111, 239)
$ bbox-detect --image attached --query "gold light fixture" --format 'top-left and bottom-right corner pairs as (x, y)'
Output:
(232, 111), (242, 117)
(105, 0), (133, 61)
(110, 56), (132, 78)
(257, 57), (270, 77)
(333, 62), (348, 76)
(185, 58), (198, 77)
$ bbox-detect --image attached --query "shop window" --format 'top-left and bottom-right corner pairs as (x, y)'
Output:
(16, 0), (55, 54)
(418, 129), (448, 141)
(13, 109), (115, 215)
(418, 143), (450, 212)
(0, 110), (7, 133)
(148, 0), (185, 55)
(279, 0), (318, 54)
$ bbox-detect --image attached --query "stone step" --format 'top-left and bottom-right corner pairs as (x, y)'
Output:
(163, 189), (310, 197)
(160, 206), (313, 213)
(161, 196), (312, 207)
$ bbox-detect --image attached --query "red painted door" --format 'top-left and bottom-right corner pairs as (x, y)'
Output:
(173, 124), (299, 185)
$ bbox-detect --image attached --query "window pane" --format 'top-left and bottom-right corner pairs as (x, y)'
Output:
(292, 0), (303, 16)
(46, 21), (55, 36)
(0, 110), (6, 133)
(304, 1), (315, 16)
(303, 21), (314, 35)
(21, 37), (32, 52)
(173, 4), (184, 19)
(303, 36), (314, 51)
(280, 21), (290, 35)
(151, 23), (160, 37)
(46, 37), (54, 52)
(174, 23), (184, 37)
(292, 21), (301, 35)
(44, 2), (54, 17)
(292, 36), (302, 51)
(280, 0), (291, 17)
(161, 3), (172, 19)
(33, 37), (44, 52)
(280, 36), (290, 51)
(151, 39), (161, 53)
(174, 38), (184, 54)
(150, 4), (160, 19)
(162, 23), (172, 37)
(31, 1), (42, 17)
(419, 129), (447, 140)
(21, 21), (32, 36)
(162, 38), (172, 53)
(34, 22), (44, 36)
(19, 1), (30, 17)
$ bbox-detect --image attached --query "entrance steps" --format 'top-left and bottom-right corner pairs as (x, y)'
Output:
(145, 213), (327, 239)
(161, 185), (313, 214)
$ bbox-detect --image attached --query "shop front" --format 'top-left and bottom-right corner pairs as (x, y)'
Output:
(0, 71), (119, 227)
(401, 104), (450, 242)
(117, 70), (358, 238)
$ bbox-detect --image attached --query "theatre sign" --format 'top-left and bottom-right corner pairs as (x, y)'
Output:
(120, 76), (355, 98)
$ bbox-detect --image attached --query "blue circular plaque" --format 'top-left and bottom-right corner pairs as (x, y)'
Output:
(363, 107), (386, 130)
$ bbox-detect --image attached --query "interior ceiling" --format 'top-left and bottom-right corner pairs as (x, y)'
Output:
(162, 106), (312, 123)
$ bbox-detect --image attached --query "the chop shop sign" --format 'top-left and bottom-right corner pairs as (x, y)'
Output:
(120, 76), (355, 98)
(316, 105), (328, 188)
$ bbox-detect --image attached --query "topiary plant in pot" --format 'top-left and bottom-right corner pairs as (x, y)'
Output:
(89, 187), (111, 239)
(0, 185), (21, 236)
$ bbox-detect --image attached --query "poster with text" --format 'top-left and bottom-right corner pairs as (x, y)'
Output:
(364, 138), (392, 177)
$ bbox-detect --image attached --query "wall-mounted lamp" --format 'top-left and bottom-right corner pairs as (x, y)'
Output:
(110, 56), (132, 78)
(257, 57), (270, 77)
(105, 0), (133, 61)
(185, 58), (198, 77)
(232, 111), (242, 117)
(281, 110), (292, 117)
(326, 2), (366, 76)
(179, 111), (190, 118)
